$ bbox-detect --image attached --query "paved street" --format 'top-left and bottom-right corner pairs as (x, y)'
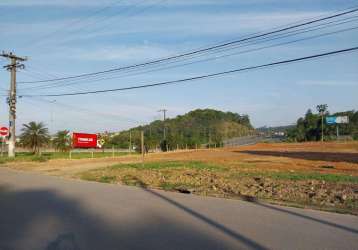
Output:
(0, 167), (357, 250)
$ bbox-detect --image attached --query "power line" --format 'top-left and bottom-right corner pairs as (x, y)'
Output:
(19, 12), (358, 92)
(19, 46), (358, 97)
(18, 7), (358, 85)
(18, 20), (358, 92)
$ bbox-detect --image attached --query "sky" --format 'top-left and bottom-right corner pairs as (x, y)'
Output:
(0, 0), (357, 134)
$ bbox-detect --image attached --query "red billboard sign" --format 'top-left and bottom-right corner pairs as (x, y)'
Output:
(72, 133), (98, 148)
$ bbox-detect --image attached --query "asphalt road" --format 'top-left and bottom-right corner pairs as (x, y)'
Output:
(0, 168), (357, 250)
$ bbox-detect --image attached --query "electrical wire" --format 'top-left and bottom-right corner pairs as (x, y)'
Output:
(19, 46), (358, 97)
(18, 18), (358, 92)
(18, 7), (358, 85)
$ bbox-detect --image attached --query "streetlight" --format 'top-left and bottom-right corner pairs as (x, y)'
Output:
(50, 100), (56, 135)
(316, 104), (328, 142)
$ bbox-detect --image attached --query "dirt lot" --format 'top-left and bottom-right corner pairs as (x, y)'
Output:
(3, 141), (358, 214)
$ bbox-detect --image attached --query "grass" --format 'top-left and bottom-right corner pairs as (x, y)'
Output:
(0, 151), (131, 163)
(99, 175), (117, 183)
(109, 161), (224, 171)
(230, 171), (358, 183)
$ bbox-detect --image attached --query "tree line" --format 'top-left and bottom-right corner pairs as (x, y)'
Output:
(287, 105), (358, 142)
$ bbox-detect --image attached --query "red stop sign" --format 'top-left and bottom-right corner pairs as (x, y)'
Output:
(0, 127), (9, 136)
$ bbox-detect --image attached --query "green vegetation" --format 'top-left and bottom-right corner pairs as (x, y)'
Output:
(109, 161), (224, 171)
(99, 175), (117, 183)
(231, 171), (358, 183)
(0, 151), (130, 163)
(107, 109), (253, 151)
(287, 106), (358, 141)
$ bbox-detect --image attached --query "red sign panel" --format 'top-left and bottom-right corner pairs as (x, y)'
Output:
(0, 127), (9, 136)
(72, 133), (98, 148)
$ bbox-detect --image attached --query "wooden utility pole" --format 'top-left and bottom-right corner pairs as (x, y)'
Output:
(1, 52), (27, 157)
(129, 130), (132, 154)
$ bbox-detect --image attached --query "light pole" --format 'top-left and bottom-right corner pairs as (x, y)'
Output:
(50, 100), (56, 135)
(158, 109), (167, 140)
(316, 104), (328, 142)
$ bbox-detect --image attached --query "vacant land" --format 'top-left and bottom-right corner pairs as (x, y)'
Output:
(3, 142), (358, 214)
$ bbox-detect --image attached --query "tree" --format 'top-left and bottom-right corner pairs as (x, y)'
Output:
(53, 130), (71, 152)
(20, 122), (50, 154)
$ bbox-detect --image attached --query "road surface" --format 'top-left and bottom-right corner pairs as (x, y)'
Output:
(0, 168), (357, 250)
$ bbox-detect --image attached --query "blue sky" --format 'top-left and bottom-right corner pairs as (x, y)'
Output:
(0, 0), (357, 134)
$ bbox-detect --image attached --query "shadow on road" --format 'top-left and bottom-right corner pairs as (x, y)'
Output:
(253, 202), (358, 235)
(126, 177), (358, 243)
(106, 177), (267, 250)
(0, 184), (264, 250)
(238, 150), (358, 163)
(144, 189), (267, 250)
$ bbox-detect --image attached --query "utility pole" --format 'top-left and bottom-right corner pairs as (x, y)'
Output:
(141, 130), (144, 167)
(129, 130), (132, 154)
(1, 52), (27, 157)
(158, 109), (167, 140)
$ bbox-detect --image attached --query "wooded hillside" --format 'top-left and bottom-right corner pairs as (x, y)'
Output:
(106, 109), (254, 150)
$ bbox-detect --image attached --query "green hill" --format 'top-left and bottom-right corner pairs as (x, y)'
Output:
(106, 109), (254, 150)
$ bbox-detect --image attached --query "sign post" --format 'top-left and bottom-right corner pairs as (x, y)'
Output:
(0, 137), (4, 157)
(326, 116), (349, 139)
(0, 127), (9, 157)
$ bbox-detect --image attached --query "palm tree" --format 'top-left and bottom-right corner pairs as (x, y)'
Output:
(53, 130), (71, 152)
(20, 122), (50, 154)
